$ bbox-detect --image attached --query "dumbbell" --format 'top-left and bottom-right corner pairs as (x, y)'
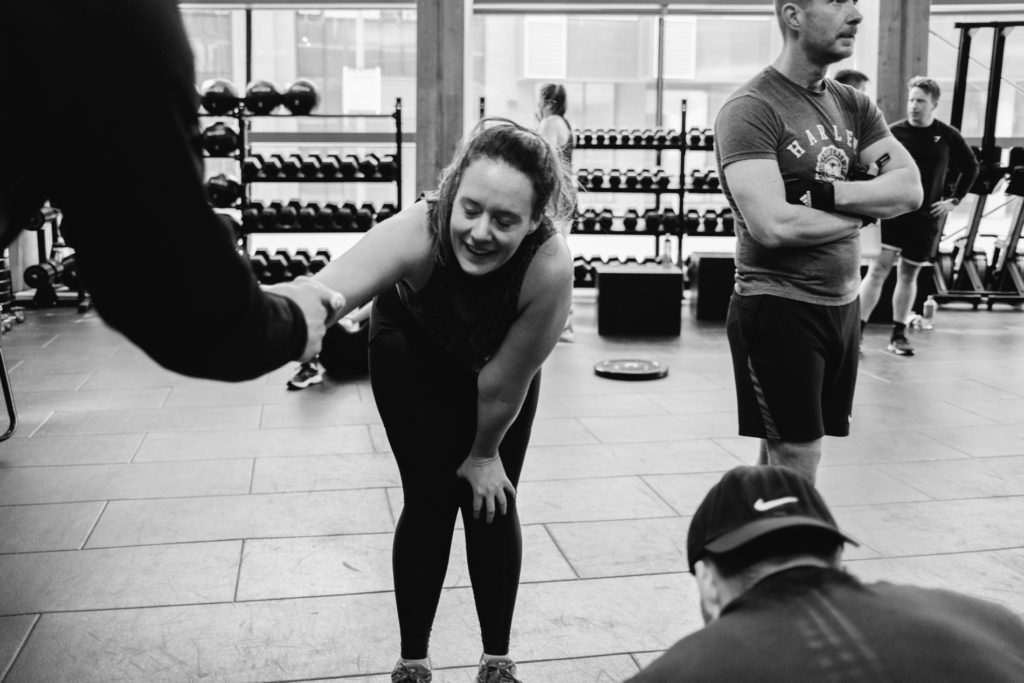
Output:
(684, 209), (701, 233)
(598, 209), (614, 231)
(643, 209), (661, 232)
(704, 170), (720, 190)
(262, 155), (285, 179)
(719, 207), (734, 234)
(702, 128), (715, 148)
(376, 202), (398, 222)
(250, 250), (272, 282)
(606, 130), (619, 145)
(582, 129), (594, 145)
(260, 201), (282, 230)
(377, 154), (398, 180)
(666, 129), (681, 146)
(201, 122), (239, 157)
(359, 153), (380, 178)
(580, 208), (597, 232)
(606, 256), (624, 266)
(702, 209), (720, 233)
(642, 129), (656, 145)
(281, 154), (303, 179)
(242, 155), (263, 181)
(308, 250), (331, 274)
(638, 170), (654, 189)
(355, 203), (376, 230)
(334, 202), (356, 231)
(205, 173), (242, 208)
(661, 208), (680, 232)
(655, 129), (668, 146)
(623, 256), (639, 265)
(687, 127), (704, 149)
(577, 168), (590, 189)
(629, 129), (643, 146)
(689, 169), (706, 191)
(624, 169), (639, 188)
(288, 251), (311, 277)
(653, 170), (670, 189)
(277, 200), (299, 229)
(340, 155), (360, 179)
(607, 169), (622, 189)
(242, 202), (263, 232)
(317, 203), (338, 230)
(298, 203), (320, 230)
(266, 253), (291, 283)
(589, 170), (605, 188)
(622, 208), (639, 232)
(301, 154), (323, 179)
(320, 154), (341, 179)
(573, 256), (589, 286)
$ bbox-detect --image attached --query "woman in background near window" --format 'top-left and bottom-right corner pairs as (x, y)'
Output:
(536, 83), (576, 343)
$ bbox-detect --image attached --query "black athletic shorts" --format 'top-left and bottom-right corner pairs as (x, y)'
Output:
(726, 293), (859, 442)
(880, 215), (942, 264)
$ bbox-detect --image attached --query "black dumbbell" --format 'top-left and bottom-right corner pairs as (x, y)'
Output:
(262, 155), (284, 179)
(607, 169), (622, 189)
(581, 208), (597, 232)
(654, 170), (670, 189)
(334, 202), (356, 231)
(638, 170), (654, 189)
(582, 129), (594, 145)
(719, 207), (734, 234)
(359, 153), (380, 178)
(629, 129), (643, 146)
(378, 154), (398, 180)
(266, 253), (291, 283)
(242, 155), (263, 181)
(687, 127), (703, 149)
(598, 209), (613, 231)
(702, 128), (715, 148)
(301, 154), (322, 179)
(666, 129), (681, 147)
(242, 202), (262, 232)
(662, 208), (680, 232)
(623, 256), (639, 265)
(702, 209), (719, 233)
(606, 256), (624, 266)
(320, 154), (341, 179)
(642, 129), (656, 145)
(309, 251), (331, 273)
(643, 209), (661, 232)
(356, 203), (376, 230)
(577, 168), (590, 189)
(684, 209), (701, 233)
(205, 173), (241, 208)
(573, 256), (589, 285)
(606, 130), (619, 145)
(690, 169), (706, 191)
(704, 170), (720, 190)
(622, 209), (639, 232)
(289, 251), (311, 277)
(281, 154), (303, 179)
(201, 122), (239, 157)
(250, 250), (271, 282)
(317, 203), (338, 230)
(590, 170), (605, 188)
(655, 129), (668, 146)
(376, 202), (398, 222)
(596, 130), (609, 145)
(277, 201), (299, 229)
(624, 169), (639, 188)
(298, 203), (320, 230)
(340, 155), (360, 179)
(260, 201), (282, 230)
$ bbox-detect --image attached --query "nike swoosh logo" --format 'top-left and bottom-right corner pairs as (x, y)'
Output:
(753, 496), (798, 512)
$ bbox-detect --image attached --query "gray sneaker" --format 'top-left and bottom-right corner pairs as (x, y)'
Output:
(887, 335), (915, 356)
(392, 661), (432, 683)
(476, 658), (523, 683)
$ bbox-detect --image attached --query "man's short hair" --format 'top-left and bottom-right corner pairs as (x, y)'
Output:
(704, 527), (844, 580)
(908, 76), (941, 103)
(835, 69), (869, 88)
(774, 0), (810, 38)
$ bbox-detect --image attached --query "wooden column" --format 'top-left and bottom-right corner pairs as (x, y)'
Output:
(876, 0), (931, 124)
(416, 0), (471, 195)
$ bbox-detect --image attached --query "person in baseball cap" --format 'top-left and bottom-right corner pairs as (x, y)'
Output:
(625, 465), (1024, 683)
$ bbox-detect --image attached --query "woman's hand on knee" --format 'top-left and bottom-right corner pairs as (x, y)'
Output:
(456, 454), (516, 524)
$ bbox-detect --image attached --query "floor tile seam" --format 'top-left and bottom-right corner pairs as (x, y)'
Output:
(24, 411), (53, 439)
(540, 523), (582, 580)
(834, 492), (1024, 509)
(0, 485), (398, 507)
(78, 500), (109, 550)
(636, 474), (685, 517)
(1, 450), (384, 469)
(843, 545), (1024, 563)
(233, 540), (246, 603)
(0, 613), (39, 683)
(3, 537), (245, 557)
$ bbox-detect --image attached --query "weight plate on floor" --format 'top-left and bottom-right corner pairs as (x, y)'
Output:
(594, 358), (668, 381)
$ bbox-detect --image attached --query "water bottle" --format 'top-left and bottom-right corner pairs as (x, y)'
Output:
(922, 295), (936, 330)
(658, 237), (673, 268)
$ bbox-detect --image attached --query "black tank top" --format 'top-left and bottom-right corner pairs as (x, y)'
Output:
(396, 198), (556, 373)
(557, 115), (574, 167)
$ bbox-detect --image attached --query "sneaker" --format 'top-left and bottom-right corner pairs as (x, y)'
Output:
(476, 658), (523, 683)
(887, 335), (915, 356)
(286, 361), (323, 390)
(392, 661), (432, 683)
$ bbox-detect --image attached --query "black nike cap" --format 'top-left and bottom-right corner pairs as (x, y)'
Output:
(686, 466), (859, 573)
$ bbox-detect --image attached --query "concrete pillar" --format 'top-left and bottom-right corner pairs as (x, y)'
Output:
(876, 0), (931, 124)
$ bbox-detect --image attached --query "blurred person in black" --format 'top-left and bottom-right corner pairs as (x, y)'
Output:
(0, 0), (345, 381)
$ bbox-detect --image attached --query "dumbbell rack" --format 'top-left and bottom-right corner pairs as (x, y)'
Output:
(572, 100), (688, 264)
(236, 98), (403, 242)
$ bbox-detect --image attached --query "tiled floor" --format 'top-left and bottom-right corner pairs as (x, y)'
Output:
(1, 295), (1023, 682)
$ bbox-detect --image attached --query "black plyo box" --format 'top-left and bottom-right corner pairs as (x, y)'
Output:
(594, 264), (683, 336)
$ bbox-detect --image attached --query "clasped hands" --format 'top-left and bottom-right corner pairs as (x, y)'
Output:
(263, 276), (346, 362)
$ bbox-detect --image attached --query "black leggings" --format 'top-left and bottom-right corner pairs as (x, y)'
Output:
(368, 290), (540, 660)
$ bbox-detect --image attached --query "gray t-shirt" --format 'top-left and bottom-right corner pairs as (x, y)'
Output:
(715, 67), (890, 305)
